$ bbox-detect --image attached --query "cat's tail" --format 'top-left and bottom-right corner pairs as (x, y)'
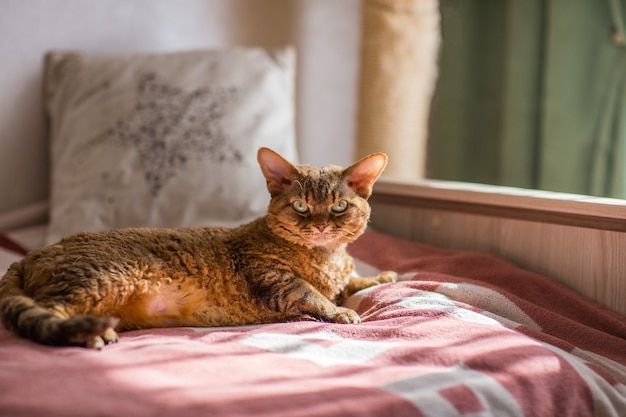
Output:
(0, 261), (119, 348)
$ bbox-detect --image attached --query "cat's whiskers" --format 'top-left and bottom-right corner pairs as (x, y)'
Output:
(337, 228), (357, 238)
(287, 229), (301, 238)
(278, 225), (302, 240)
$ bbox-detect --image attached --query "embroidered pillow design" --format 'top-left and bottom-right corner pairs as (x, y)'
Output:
(44, 48), (297, 244)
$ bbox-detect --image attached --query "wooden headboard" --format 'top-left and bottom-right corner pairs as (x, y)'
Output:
(370, 179), (626, 317)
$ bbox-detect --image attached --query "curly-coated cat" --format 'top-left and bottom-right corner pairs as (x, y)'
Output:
(0, 147), (396, 348)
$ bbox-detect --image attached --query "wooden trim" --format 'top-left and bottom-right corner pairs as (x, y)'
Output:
(368, 179), (626, 317)
(371, 179), (626, 232)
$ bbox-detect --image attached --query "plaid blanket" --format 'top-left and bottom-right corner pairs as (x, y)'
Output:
(0, 230), (625, 416)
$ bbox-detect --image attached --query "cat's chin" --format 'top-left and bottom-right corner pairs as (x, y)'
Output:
(304, 240), (344, 251)
(308, 234), (337, 246)
(281, 231), (346, 250)
(301, 233), (353, 251)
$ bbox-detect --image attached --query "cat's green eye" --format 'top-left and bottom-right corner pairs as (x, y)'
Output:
(292, 200), (309, 214)
(332, 200), (348, 213)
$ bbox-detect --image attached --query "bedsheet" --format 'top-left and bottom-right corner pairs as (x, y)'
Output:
(0, 229), (625, 417)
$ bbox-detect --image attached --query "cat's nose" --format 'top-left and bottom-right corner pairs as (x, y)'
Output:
(314, 224), (328, 232)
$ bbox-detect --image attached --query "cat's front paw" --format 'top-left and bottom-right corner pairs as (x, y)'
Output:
(376, 270), (398, 284)
(332, 307), (361, 324)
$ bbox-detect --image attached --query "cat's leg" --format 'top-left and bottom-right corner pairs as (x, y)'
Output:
(259, 276), (362, 324)
(85, 329), (119, 349)
(35, 286), (122, 348)
(0, 264), (121, 349)
(337, 271), (398, 303)
(294, 288), (362, 324)
(1, 296), (120, 349)
(62, 315), (120, 349)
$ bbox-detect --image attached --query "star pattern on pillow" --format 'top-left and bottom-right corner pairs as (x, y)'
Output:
(100, 73), (242, 196)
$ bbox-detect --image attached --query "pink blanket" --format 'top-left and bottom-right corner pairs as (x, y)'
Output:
(0, 230), (625, 417)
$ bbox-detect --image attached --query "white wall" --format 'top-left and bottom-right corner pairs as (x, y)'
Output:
(0, 0), (361, 213)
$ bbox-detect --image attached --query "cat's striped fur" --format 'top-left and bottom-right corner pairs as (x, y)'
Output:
(0, 148), (396, 348)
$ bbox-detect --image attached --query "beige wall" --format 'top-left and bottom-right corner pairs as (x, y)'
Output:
(0, 0), (362, 213)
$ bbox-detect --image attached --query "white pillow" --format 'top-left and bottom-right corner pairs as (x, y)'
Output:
(44, 47), (297, 244)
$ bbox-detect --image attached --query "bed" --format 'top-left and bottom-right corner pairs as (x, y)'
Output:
(1, 220), (626, 417)
(2, 1), (626, 416)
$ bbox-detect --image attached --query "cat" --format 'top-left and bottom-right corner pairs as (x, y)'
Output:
(0, 147), (397, 349)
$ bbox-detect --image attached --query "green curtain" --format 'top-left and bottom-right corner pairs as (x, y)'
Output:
(428, 0), (626, 198)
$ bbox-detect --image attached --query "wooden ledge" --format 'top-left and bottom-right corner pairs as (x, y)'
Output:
(371, 179), (626, 232)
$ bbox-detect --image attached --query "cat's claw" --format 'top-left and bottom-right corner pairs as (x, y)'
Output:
(333, 308), (361, 324)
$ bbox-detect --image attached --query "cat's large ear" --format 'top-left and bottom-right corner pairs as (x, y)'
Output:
(257, 147), (299, 196)
(343, 153), (388, 199)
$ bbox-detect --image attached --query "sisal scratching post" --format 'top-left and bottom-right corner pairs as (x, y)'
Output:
(356, 0), (440, 180)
